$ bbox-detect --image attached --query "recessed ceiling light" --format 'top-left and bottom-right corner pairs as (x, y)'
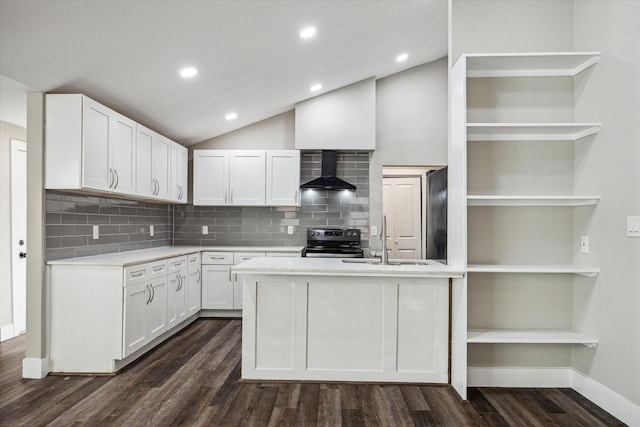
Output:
(310, 83), (322, 92)
(300, 26), (317, 39)
(396, 53), (409, 63)
(225, 112), (238, 121)
(180, 67), (198, 78)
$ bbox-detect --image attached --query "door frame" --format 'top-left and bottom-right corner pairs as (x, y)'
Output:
(383, 166), (438, 259)
(10, 138), (27, 338)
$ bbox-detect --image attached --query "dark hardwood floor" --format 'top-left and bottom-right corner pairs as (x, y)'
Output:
(0, 319), (626, 426)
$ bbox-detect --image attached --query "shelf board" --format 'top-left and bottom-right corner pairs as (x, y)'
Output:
(467, 264), (600, 277)
(467, 195), (601, 207)
(465, 52), (601, 78)
(467, 123), (602, 141)
(467, 329), (598, 347)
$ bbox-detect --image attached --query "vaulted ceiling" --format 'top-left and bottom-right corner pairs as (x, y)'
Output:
(0, 0), (447, 146)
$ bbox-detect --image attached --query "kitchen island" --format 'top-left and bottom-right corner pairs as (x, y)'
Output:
(233, 257), (464, 384)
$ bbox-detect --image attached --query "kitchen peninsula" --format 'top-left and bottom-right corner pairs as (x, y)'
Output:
(233, 257), (464, 383)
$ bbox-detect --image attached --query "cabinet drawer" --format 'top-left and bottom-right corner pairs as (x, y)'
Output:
(187, 252), (201, 270)
(148, 260), (168, 278)
(202, 252), (233, 265)
(266, 251), (300, 257)
(125, 264), (150, 286)
(168, 256), (187, 273)
(233, 252), (266, 264)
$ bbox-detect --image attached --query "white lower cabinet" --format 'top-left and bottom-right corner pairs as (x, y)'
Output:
(123, 276), (168, 358)
(232, 252), (266, 309)
(186, 253), (202, 316)
(202, 264), (234, 309)
(166, 256), (188, 329)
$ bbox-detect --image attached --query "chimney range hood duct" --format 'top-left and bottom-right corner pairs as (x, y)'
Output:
(300, 150), (356, 191)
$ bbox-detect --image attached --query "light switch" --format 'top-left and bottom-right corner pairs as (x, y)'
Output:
(202, 225), (209, 235)
(149, 225), (154, 237)
(371, 226), (378, 236)
(92, 225), (99, 240)
(287, 225), (294, 234)
(628, 216), (640, 237)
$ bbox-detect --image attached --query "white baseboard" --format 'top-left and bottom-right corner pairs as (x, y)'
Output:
(0, 323), (15, 342)
(570, 369), (640, 427)
(467, 367), (640, 426)
(22, 357), (50, 379)
(468, 367), (572, 388)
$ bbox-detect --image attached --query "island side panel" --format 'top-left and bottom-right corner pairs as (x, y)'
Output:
(242, 274), (449, 383)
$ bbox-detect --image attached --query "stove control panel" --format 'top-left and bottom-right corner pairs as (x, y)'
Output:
(307, 228), (361, 242)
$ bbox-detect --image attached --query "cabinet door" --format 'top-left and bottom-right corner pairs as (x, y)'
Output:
(152, 136), (171, 200)
(176, 272), (188, 323)
(82, 97), (111, 191)
(166, 273), (180, 329)
(123, 282), (149, 358)
(229, 151), (266, 205)
(110, 113), (137, 195)
(266, 150), (300, 206)
(186, 265), (202, 317)
(136, 125), (154, 197)
(201, 265), (233, 309)
(193, 150), (229, 205)
(170, 143), (188, 203)
(147, 277), (168, 341)
(233, 252), (266, 309)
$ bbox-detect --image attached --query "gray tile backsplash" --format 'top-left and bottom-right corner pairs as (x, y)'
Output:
(174, 151), (370, 247)
(45, 151), (370, 260)
(45, 191), (173, 261)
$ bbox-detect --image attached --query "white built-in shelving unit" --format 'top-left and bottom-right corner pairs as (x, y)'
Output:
(449, 52), (601, 399)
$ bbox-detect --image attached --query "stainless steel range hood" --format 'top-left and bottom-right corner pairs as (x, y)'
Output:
(300, 150), (356, 191)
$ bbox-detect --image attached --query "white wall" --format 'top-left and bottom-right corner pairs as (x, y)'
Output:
(369, 58), (449, 250)
(0, 120), (26, 336)
(572, 0), (640, 408)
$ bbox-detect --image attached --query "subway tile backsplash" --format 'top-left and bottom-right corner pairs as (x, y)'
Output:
(45, 191), (173, 261)
(45, 151), (370, 260)
(174, 151), (370, 247)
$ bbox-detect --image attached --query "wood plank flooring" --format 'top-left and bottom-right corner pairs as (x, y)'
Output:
(0, 319), (626, 426)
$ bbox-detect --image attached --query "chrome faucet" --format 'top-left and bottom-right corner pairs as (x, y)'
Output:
(380, 215), (388, 264)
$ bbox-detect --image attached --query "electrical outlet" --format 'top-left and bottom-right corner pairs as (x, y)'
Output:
(149, 225), (154, 237)
(581, 236), (589, 253)
(202, 225), (208, 235)
(628, 216), (640, 237)
(371, 226), (378, 236)
(92, 225), (99, 240)
(287, 225), (294, 234)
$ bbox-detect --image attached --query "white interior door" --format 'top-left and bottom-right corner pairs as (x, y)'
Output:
(11, 139), (27, 336)
(383, 176), (422, 259)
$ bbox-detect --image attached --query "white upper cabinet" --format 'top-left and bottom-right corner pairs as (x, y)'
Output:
(46, 93), (186, 204)
(47, 94), (136, 194)
(194, 149), (299, 206)
(295, 78), (375, 150)
(266, 150), (300, 206)
(170, 142), (188, 203)
(153, 135), (171, 200)
(229, 151), (266, 205)
(193, 150), (229, 205)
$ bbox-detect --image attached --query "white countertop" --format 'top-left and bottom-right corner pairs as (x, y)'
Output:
(232, 257), (465, 279)
(47, 246), (304, 267)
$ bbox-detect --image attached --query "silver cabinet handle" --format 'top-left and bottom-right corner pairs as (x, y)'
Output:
(146, 284), (152, 305)
(109, 169), (114, 189)
(152, 179), (157, 195)
(197, 268), (201, 284)
(131, 271), (144, 278)
(209, 256), (226, 260)
(114, 169), (119, 189)
(153, 265), (164, 272)
(176, 275), (181, 292)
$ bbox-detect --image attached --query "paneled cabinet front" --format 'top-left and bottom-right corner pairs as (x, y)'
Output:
(193, 149), (300, 206)
(46, 93), (187, 204)
(123, 276), (168, 358)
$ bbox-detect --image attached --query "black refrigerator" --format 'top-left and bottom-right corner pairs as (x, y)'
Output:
(426, 167), (447, 264)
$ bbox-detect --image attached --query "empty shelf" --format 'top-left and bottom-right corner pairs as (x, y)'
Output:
(465, 52), (601, 78)
(467, 123), (602, 141)
(467, 329), (598, 346)
(467, 265), (600, 277)
(467, 195), (601, 206)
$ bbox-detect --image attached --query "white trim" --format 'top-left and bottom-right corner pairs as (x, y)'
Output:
(22, 357), (50, 379)
(570, 369), (640, 427)
(468, 367), (572, 388)
(1, 323), (15, 342)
